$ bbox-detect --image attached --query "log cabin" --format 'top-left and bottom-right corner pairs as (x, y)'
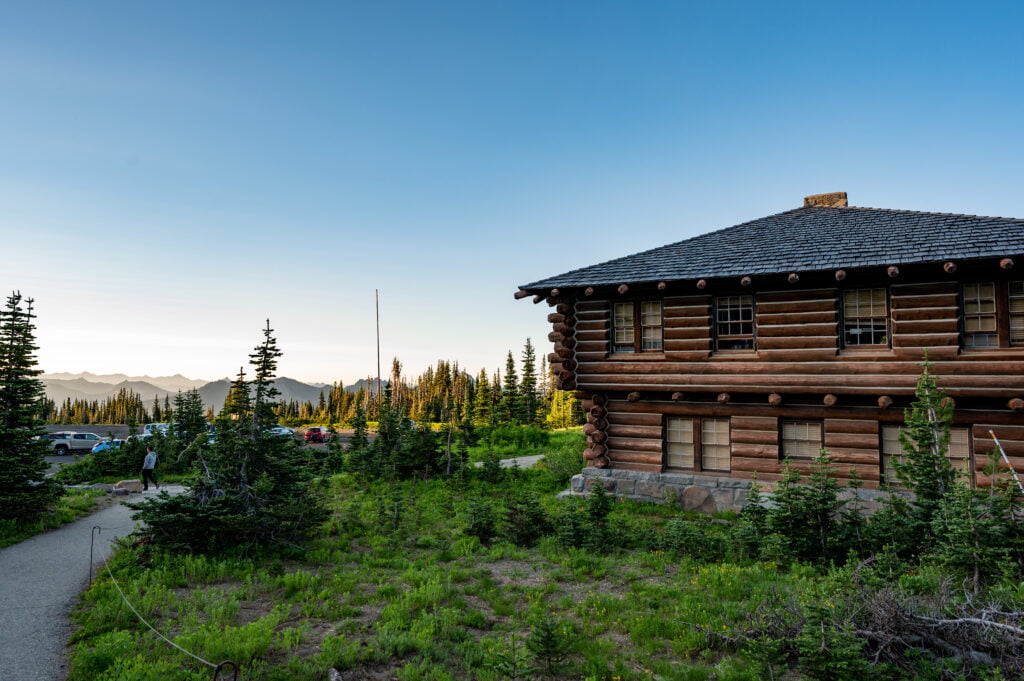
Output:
(516, 192), (1024, 511)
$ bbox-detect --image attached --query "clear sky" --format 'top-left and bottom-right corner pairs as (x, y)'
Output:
(3, 1), (1023, 384)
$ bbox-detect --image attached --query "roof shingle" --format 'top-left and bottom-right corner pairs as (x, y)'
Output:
(520, 205), (1024, 290)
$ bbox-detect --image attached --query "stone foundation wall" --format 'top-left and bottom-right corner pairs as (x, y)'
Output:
(569, 467), (897, 513)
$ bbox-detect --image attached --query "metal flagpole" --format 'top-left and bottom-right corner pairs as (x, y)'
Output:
(376, 289), (382, 400)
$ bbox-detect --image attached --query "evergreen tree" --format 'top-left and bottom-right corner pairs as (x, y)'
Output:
(131, 321), (326, 553)
(472, 369), (491, 426)
(520, 338), (539, 425)
(501, 352), (519, 424)
(894, 356), (958, 531)
(0, 292), (59, 522)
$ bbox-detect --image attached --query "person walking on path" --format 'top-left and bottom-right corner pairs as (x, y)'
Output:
(141, 445), (159, 491)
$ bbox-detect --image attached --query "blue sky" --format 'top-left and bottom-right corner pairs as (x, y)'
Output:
(3, 1), (1023, 383)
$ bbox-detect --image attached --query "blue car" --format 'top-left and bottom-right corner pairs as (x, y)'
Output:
(91, 439), (125, 453)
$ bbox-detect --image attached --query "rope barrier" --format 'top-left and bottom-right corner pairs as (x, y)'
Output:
(98, 546), (239, 679)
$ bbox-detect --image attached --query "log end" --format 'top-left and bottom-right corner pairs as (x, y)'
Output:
(627, 391), (641, 402)
(671, 391), (685, 402)
(835, 269), (847, 281)
(514, 289), (531, 300)
(943, 261), (957, 274)
(787, 272), (800, 284)
(592, 455), (610, 469)
(740, 276), (752, 287)
(584, 286), (595, 296)
(887, 265), (900, 278)
(617, 283), (630, 295)
(878, 395), (893, 410)
(717, 392), (731, 404)
(696, 279), (707, 290)
(657, 281), (667, 290)
(768, 393), (783, 408)
(532, 294), (544, 304)
(1000, 257), (1015, 270)
(823, 393), (838, 407)
(1008, 397), (1024, 412)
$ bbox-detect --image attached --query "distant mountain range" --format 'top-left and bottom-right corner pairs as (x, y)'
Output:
(40, 372), (377, 409)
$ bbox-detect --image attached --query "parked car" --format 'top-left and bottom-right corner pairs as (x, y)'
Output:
(267, 426), (295, 438)
(304, 426), (331, 443)
(91, 439), (125, 454)
(38, 432), (109, 455)
(143, 423), (171, 436)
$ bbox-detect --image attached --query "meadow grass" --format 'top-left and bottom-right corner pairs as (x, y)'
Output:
(66, 467), (819, 681)
(0, 488), (108, 548)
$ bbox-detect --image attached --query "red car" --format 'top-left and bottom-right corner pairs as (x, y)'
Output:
(304, 426), (331, 443)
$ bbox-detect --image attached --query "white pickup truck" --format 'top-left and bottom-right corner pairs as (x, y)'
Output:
(38, 432), (108, 455)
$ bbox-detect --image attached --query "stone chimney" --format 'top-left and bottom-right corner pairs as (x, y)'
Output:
(803, 192), (848, 207)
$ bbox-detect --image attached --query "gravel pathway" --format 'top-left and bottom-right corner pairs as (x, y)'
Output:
(0, 488), (180, 681)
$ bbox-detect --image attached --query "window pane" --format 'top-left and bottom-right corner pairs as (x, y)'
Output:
(641, 301), (663, 351)
(963, 283), (997, 347)
(1011, 282), (1024, 344)
(666, 417), (694, 469)
(880, 424), (905, 487)
(844, 288), (888, 345)
(613, 303), (634, 352)
(701, 418), (730, 471)
(781, 422), (822, 460)
(716, 296), (754, 350)
(948, 427), (971, 475)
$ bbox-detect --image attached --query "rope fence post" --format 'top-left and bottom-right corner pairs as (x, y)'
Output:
(89, 525), (102, 583)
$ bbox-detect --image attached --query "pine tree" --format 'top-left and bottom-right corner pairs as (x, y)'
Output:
(248, 319), (282, 436)
(501, 351), (519, 424)
(520, 338), (539, 425)
(0, 292), (59, 522)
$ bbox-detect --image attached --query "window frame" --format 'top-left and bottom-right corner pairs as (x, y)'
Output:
(960, 281), (1024, 349)
(713, 294), (756, 351)
(841, 287), (890, 348)
(664, 416), (731, 473)
(611, 300), (663, 354)
(779, 420), (824, 461)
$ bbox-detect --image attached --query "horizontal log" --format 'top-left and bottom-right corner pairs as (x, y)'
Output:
(609, 412), (661, 426)
(607, 450), (663, 465)
(559, 337), (577, 350)
(757, 336), (838, 350)
(730, 444), (780, 459)
(731, 457), (784, 474)
(974, 439), (1024, 457)
(757, 323), (839, 338)
(577, 371), (1024, 390)
(575, 359), (1024, 377)
(824, 419), (879, 434)
(607, 436), (663, 453)
(824, 432), (880, 449)
(973, 424), (1024, 441)
(572, 320), (604, 332)
(575, 300), (607, 311)
(663, 339), (713, 351)
(757, 310), (837, 325)
(891, 306), (959, 322)
(562, 359), (577, 371)
(514, 289), (531, 299)
(552, 322), (575, 336)
(730, 416), (778, 430)
(583, 448), (598, 460)
(756, 289), (837, 303)
(891, 320), (959, 335)
(665, 296), (713, 306)
(731, 429), (779, 445)
(663, 316), (712, 329)
(756, 349), (839, 361)
(755, 299), (836, 314)
(607, 461), (662, 473)
(556, 347), (574, 360)
(607, 424), (661, 438)
(889, 281), (958, 295)
(890, 293), (959, 309)
(664, 327), (712, 340)
(573, 330), (604, 342)
(892, 333), (959, 347)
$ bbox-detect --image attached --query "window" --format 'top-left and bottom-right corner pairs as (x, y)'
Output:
(612, 301), (663, 353)
(1011, 281), (1024, 344)
(780, 421), (822, 460)
(880, 424), (973, 485)
(665, 417), (731, 472)
(715, 295), (754, 350)
(843, 288), (888, 346)
(963, 283), (997, 347)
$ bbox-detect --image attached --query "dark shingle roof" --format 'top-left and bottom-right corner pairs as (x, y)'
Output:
(520, 205), (1024, 290)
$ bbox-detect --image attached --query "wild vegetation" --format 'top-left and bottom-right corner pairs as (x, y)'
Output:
(66, 359), (1024, 680)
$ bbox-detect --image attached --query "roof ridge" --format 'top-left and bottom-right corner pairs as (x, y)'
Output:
(829, 204), (1024, 223)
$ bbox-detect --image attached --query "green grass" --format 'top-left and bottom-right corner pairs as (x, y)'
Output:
(66, 470), (815, 681)
(0, 488), (108, 548)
